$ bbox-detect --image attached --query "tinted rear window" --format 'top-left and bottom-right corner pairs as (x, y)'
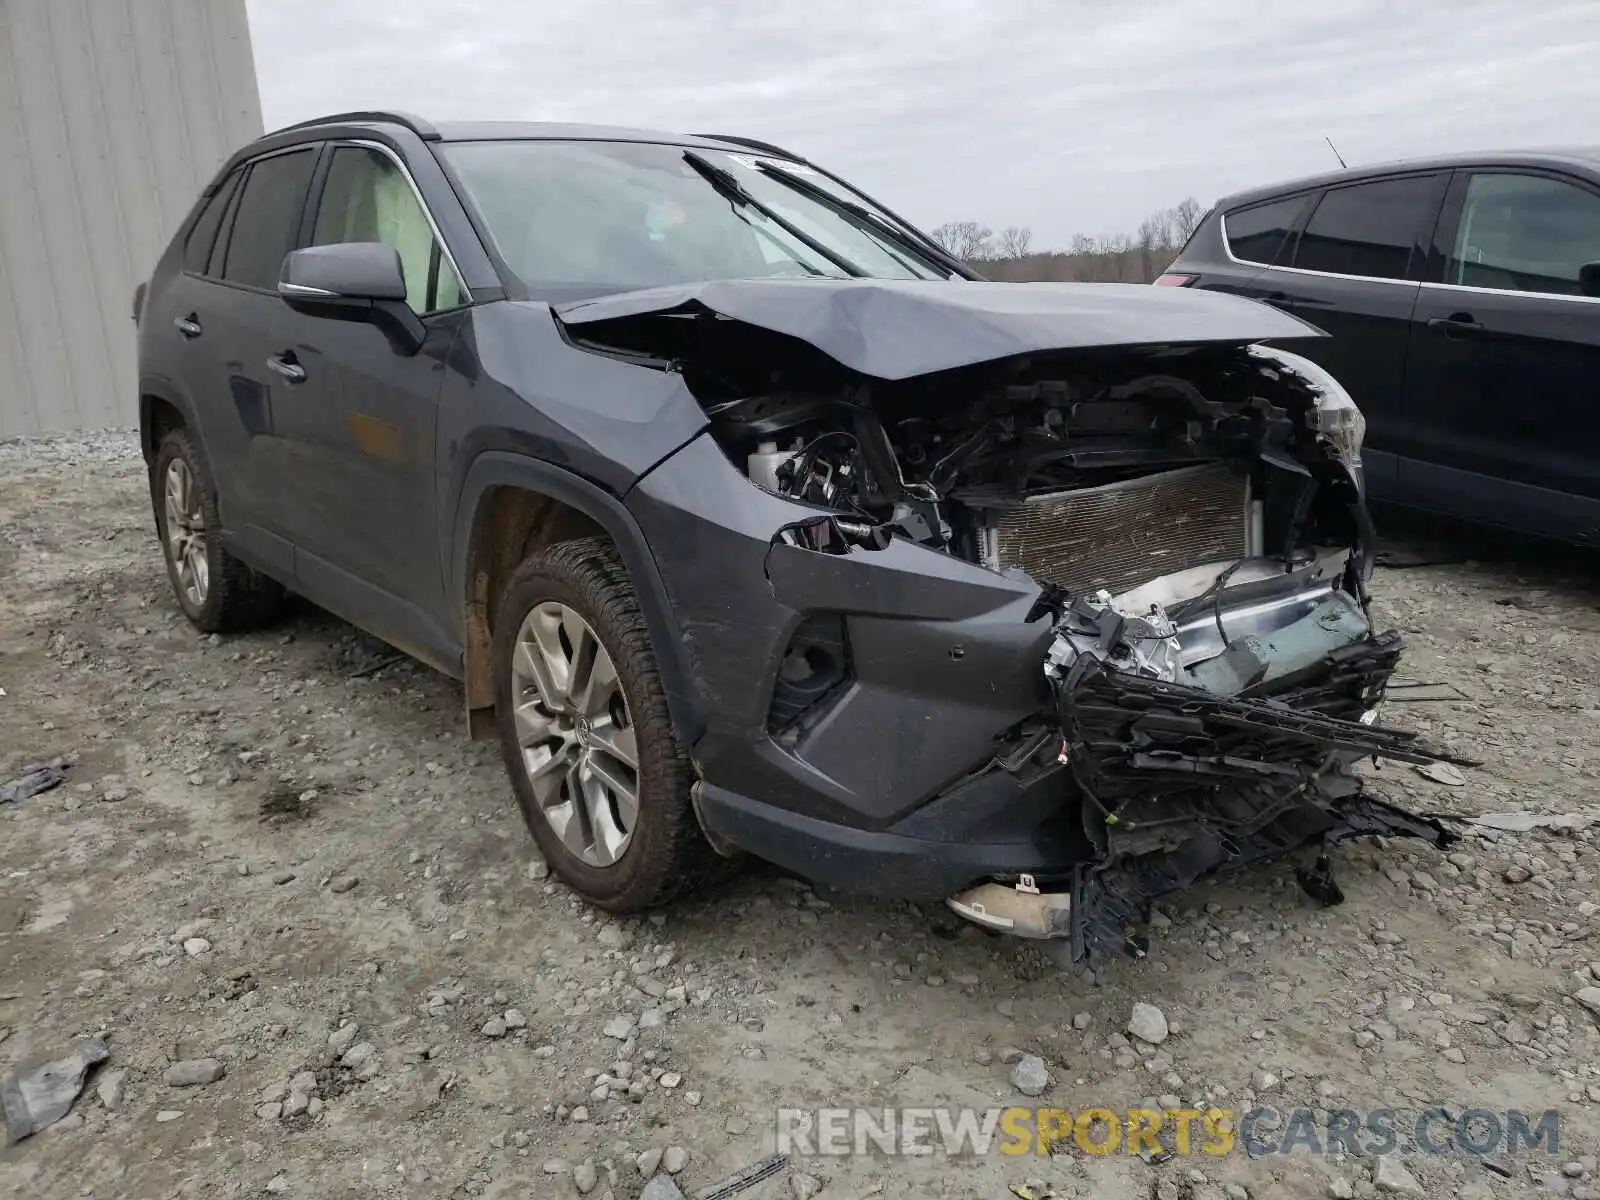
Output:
(1223, 196), (1308, 266)
(184, 171), (242, 275)
(222, 149), (317, 290)
(1292, 176), (1439, 280)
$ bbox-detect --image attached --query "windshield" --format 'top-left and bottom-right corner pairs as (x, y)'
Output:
(441, 140), (953, 295)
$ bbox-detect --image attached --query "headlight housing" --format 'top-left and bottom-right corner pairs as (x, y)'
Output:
(1246, 345), (1367, 484)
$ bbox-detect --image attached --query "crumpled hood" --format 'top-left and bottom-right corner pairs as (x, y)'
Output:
(553, 277), (1323, 380)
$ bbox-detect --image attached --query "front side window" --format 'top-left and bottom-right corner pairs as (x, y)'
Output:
(1292, 176), (1439, 280)
(442, 139), (950, 295)
(221, 149), (317, 290)
(311, 146), (463, 313)
(1223, 195), (1308, 266)
(1448, 172), (1600, 296)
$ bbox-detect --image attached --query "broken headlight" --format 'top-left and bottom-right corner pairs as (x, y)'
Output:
(1247, 345), (1367, 482)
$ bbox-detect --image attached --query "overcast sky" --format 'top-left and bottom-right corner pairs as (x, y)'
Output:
(247, 0), (1600, 248)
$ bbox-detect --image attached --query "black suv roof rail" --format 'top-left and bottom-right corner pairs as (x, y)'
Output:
(268, 110), (441, 142)
(695, 133), (802, 161)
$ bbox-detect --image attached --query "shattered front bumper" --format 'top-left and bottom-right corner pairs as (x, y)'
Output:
(1036, 640), (1465, 964)
(629, 435), (1465, 963)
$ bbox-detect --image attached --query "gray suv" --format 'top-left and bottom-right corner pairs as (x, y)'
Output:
(134, 111), (1462, 964)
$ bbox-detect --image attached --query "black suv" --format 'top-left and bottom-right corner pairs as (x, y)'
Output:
(1163, 149), (1600, 544)
(135, 111), (1460, 964)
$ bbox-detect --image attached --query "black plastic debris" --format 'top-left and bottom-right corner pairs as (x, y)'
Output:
(2, 1036), (109, 1144)
(0, 764), (65, 805)
(691, 1154), (789, 1200)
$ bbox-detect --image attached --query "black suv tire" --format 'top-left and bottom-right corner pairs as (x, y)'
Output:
(493, 536), (719, 910)
(153, 428), (286, 633)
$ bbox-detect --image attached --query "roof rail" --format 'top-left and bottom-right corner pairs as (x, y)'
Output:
(268, 110), (440, 141)
(695, 133), (803, 161)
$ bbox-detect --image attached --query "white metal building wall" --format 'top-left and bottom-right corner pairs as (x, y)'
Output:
(0, 0), (263, 437)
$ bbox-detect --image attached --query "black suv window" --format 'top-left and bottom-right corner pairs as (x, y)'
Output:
(1223, 196), (1308, 266)
(1292, 176), (1438, 280)
(310, 145), (463, 313)
(1448, 172), (1600, 296)
(221, 148), (317, 290)
(184, 171), (242, 275)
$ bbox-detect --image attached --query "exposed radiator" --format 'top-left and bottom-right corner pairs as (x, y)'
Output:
(993, 462), (1250, 597)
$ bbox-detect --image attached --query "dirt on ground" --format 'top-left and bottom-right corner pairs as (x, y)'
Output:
(1, 434), (1598, 1200)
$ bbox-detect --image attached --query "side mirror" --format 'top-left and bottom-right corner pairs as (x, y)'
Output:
(1580, 261), (1600, 299)
(278, 243), (423, 354)
(279, 242), (407, 303)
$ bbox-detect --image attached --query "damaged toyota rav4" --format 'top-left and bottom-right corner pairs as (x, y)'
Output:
(136, 112), (1466, 964)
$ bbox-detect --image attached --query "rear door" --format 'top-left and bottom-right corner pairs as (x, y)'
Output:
(197, 145), (322, 572)
(1254, 174), (1449, 500)
(1402, 170), (1600, 541)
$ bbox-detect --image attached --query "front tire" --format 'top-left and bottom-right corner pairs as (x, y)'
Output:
(153, 428), (284, 633)
(492, 536), (717, 910)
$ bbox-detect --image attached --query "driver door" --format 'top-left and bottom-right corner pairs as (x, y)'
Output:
(269, 142), (470, 668)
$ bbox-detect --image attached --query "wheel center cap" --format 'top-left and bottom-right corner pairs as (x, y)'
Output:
(574, 716), (592, 745)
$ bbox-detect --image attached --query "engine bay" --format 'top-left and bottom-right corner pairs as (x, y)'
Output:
(705, 341), (1370, 596)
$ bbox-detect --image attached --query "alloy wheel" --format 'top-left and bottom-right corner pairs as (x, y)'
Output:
(509, 601), (640, 866)
(163, 458), (209, 607)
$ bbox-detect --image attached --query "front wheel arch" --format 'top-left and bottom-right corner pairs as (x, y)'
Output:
(451, 452), (704, 746)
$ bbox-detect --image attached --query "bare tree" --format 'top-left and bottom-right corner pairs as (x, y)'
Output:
(1136, 214), (1166, 283)
(929, 220), (994, 260)
(1171, 197), (1205, 243)
(928, 196), (1209, 281)
(996, 226), (1033, 260)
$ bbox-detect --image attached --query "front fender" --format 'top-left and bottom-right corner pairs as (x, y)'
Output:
(447, 450), (706, 746)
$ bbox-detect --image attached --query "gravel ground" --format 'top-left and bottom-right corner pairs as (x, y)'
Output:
(1, 434), (1598, 1200)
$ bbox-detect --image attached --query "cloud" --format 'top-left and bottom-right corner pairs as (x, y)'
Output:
(246, 0), (1600, 246)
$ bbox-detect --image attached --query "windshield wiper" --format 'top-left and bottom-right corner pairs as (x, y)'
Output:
(681, 150), (866, 279)
(754, 161), (974, 280)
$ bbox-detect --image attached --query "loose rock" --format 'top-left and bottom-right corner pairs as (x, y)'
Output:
(1128, 1002), (1170, 1045)
(1009, 1054), (1051, 1096)
(1373, 1157), (1424, 1197)
(96, 1068), (127, 1112)
(164, 1058), (225, 1087)
(573, 1159), (598, 1194)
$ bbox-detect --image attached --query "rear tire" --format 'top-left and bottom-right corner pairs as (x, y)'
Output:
(153, 428), (285, 633)
(492, 536), (719, 911)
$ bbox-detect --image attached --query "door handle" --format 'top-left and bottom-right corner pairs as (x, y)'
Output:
(1426, 313), (1483, 338)
(266, 353), (306, 383)
(174, 314), (202, 339)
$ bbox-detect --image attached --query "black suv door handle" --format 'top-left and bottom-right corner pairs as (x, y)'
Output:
(266, 352), (306, 383)
(1426, 313), (1483, 338)
(174, 314), (202, 339)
